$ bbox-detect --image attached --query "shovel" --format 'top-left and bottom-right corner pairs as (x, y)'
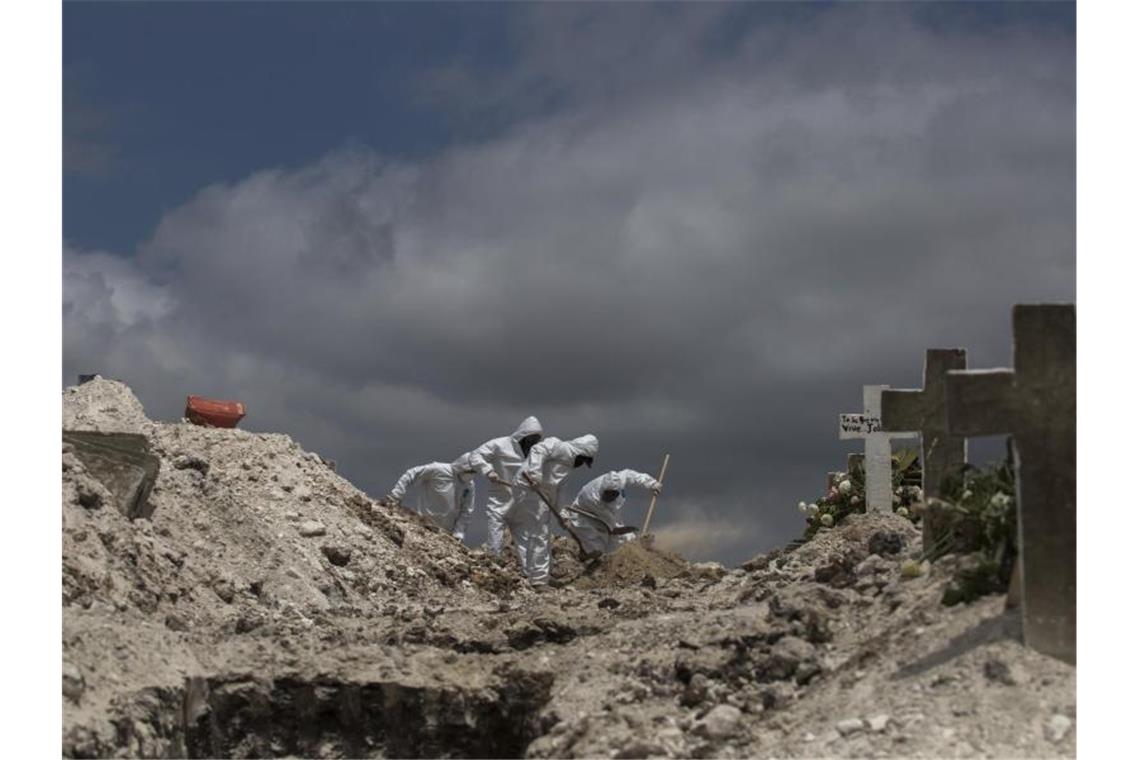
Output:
(519, 472), (594, 558)
(640, 453), (671, 534)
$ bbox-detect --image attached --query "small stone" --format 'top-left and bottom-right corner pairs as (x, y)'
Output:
(62, 662), (85, 704)
(164, 613), (189, 631)
(836, 718), (865, 736)
(320, 544), (352, 567)
(298, 521), (326, 537)
(172, 454), (209, 475)
(1044, 714), (1072, 743)
(75, 481), (105, 510)
(694, 704), (742, 739)
(212, 579), (236, 603)
(983, 658), (1018, 686)
(868, 714), (890, 732)
(868, 531), (904, 556)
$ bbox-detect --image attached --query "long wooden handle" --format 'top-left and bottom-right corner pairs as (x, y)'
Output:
(641, 453), (671, 534)
(522, 473), (589, 556)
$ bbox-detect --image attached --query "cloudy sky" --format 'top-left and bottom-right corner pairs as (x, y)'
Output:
(62, 2), (1074, 564)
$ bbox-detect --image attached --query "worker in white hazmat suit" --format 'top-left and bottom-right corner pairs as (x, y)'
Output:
(385, 451), (480, 539)
(513, 434), (599, 586)
(469, 416), (544, 554)
(567, 470), (661, 556)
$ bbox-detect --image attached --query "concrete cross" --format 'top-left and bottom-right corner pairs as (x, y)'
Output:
(881, 349), (969, 500)
(945, 304), (1075, 664)
(839, 385), (918, 512)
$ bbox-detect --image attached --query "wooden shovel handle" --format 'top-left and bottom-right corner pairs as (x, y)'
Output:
(641, 453), (671, 534)
(522, 472), (590, 556)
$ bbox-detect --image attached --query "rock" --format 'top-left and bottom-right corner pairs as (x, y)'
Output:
(758, 683), (794, 711)
(298, 521), (327, 537)
(867, 714), (890, 732)
(1044, 714), (1072, 743)
(321, 544), (352, 567)
(212, 579), (236, 604)
(855, 554), (887, 577)
(164, 613), (189, 632)
(693, 704), (742, 739)
(868, 530), (904, 556)
(680, 673), (709, 707)
(836, 718), (865, 736)
(75, 480), (107, 510)
(62, 662), (85, 704)
(983, 658), (1018, 686)
(772, 635), (815, 663)
(172, 454), (210, 475)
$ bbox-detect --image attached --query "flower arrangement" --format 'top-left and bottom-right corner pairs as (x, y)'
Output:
(797, 449), (923, 539)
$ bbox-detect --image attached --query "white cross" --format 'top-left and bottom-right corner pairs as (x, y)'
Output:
(839, 385), (918, 512)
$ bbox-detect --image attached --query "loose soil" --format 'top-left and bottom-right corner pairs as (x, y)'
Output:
(61, 378), (1075, 758)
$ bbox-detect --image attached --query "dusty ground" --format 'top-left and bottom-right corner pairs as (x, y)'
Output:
(62, 378), (1075, 758)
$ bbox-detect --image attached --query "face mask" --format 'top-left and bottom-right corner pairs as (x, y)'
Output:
(519, 434), (540, 457)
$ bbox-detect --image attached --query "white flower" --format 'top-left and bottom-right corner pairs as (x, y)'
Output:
(895, 486), (903, 495)
(820, 514), (834, 527)
(989, 493), (1011, 508)
(897, 507), (909, 518)
(838, 480), (852, 495)
(807, 503), (819, 516)
(850, 495), (860, 505)
(892, 494), (901, 505)
(798, 501), (808, 513)
(961, 489), (973, 500)
(911, 487), (924, 500)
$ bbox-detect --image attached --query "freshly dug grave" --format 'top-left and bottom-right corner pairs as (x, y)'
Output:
(61, 379), (1075, 758)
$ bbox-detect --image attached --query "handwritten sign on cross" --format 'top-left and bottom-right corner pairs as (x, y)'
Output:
(945, 304), (1075, 664)
(881, 348), (968, 500)
(839, 385), (918, 512)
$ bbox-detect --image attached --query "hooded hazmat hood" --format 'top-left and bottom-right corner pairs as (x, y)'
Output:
(511, 416), (543, 442)
(564, 434), (599, 460)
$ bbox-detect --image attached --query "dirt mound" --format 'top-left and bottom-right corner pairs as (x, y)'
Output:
(61, 378), (1075, 759)
(62, 375), (154, 434)
(574, 537), (692, 589)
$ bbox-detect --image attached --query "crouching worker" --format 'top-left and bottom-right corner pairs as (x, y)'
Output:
(567, 470), (661, 556)
(514, 434), (599, 587)
(385, 451), (480, 540)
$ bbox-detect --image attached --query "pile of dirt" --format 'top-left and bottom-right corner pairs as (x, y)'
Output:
(61, 378), (1075, 759)
(574, 537), (692, 589)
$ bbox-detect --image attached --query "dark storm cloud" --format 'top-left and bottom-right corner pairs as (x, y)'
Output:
(63, 4), (1074, 564)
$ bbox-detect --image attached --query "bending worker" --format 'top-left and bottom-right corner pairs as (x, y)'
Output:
(514, 434), (599, 586)
(469, 416), (544, 554)
(385, 451), (480, 540)
(567, 469), (662, 556)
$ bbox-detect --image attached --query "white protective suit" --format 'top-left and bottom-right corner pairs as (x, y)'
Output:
(514, 434), (600, 585)
(469, 416), (544, 553)
(387, 451), (479, 539)
(568, 469), (661, 556)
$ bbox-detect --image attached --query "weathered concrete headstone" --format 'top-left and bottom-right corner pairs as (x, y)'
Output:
(839, 386), (918, 512)
(63, 431), (160, 520)
(945, 304), (1075, 664)
(881, 349), (968, 499)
